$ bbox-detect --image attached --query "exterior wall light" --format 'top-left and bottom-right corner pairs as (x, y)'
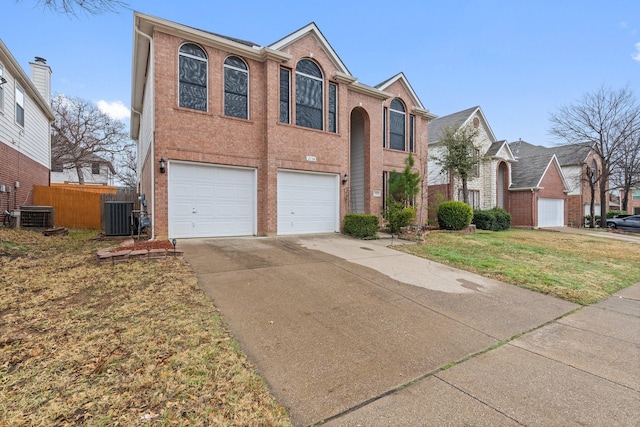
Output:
(342, 173), (348, 185)
(159, 158), (166, 174)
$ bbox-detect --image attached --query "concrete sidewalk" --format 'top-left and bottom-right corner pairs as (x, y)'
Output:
(181, 234), (640, 426)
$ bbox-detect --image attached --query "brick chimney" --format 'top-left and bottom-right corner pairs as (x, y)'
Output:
(29, 56), (51, 101)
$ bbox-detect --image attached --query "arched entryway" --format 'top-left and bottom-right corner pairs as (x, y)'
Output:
(349, 108), (367, 213)
(496, 161), (509, 209)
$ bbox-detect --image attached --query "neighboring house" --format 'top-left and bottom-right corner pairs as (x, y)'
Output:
(510, 140), (604, 227)
(618, 187), (640, 214)
(131, 13), (435, 239)
(427, 106), (515, 211)
(0, 40), (54, 211)
(50, 153), (116, 186)
(507, 149), (570, 228)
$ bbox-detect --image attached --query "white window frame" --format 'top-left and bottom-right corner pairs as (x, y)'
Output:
(15, 83), (25, 127)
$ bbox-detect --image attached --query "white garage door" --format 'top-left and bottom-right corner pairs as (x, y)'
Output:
(277, 170), (339, 235)
(538, 198), (564, 227)
(169, 162), (256, 238)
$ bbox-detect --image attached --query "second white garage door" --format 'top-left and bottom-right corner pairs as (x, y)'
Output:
(277, 170), (339, 235)
(169, 162), (256, 238)
(538, 198), (565, 227)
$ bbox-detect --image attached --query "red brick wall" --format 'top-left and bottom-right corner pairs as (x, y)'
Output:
(508, 190), (535, 228)
(0, 142), (49, 211)
(147, 29), (428, 238)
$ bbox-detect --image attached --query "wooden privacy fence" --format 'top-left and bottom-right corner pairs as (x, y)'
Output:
(33, 185), (137, 230)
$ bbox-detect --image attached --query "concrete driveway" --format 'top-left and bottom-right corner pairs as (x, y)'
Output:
(181, 234), (640, 426)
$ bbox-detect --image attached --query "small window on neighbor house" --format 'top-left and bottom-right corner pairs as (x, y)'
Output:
(295, 58), (323, 130)
(224, 56), (248, 119)
(590, 160), (598, 184)
(328, 82), (337, 133)
(15, 83), (24, 127)
(459, 189), (480, 210)
(633, 189), (640, 201)
(389, 98), (406, 151)
(279, 67), (291, 124)
(179, 43), (208, 111)
(92, 162), (100, 175)
(472, 148), (480, 177)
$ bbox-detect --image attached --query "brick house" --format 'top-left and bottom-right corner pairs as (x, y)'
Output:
(427, 106), (515, 213)
(508, 149), (569, 228)
(0, 41), (54, 213)
(131, 13), (435, 239)
(510, 140), (604, 227)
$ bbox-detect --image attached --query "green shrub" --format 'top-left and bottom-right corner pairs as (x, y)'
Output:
(607, 210), (627, 218)
(437, 201), (473, 230)
(343, 214), (379, 239)
(490, 207), (511, 231)
(384, 198), (416, 234)
(584, 214), (602, 227)
(472, 209), (494, 230)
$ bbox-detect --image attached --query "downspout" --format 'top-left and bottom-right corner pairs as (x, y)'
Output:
(135, 26), (155, 239)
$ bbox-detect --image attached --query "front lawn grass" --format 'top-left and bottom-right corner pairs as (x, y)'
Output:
(397, 229), (640, 305)
(0, 228), (290, 426)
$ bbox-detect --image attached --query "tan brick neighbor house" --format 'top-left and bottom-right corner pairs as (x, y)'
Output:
(131, 12), (435, 239)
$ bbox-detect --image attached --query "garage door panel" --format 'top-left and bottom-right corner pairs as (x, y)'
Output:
(277, 171), (339, 235)
(169, 163), (256, 238)
(538, 198), (564, 227)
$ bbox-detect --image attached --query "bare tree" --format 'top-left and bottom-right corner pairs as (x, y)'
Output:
(17, 0), (127, 15)
(51, 94), (131, 185)
(432, 124), (481, 205)
(114, 141), (138, 189)
(611, 130), (640, 211)
(550, 86), (640, 228)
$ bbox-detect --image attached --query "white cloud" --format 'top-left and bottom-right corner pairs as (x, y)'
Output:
(97, 100), (130, 120)
(632, 42), (640, 62)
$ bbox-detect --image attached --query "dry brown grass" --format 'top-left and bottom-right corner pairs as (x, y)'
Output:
(0, 229), (290, 426)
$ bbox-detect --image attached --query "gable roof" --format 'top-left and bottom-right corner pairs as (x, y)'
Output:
(427, 106), (496, 144)
(376, 72), (426, 111)
(510, 140), (593, 167)
(269, 22), (351, 76)
(510, 153), (566, 190)
(0, 39), (55, 121)
(486, 140), (515, 161)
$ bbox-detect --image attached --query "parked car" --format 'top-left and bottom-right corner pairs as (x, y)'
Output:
(606, 214), (640, 232)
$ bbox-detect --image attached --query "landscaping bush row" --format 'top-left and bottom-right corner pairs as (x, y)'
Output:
(343, 213), (379, 239)
(473, 208), (511, 231)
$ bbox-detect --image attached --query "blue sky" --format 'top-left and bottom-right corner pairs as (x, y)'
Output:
(4, 0), (640, 146)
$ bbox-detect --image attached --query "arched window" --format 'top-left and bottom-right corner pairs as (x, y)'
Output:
(590, 159), (598, 184)
(179, 43), (207, 111)
(389, 98), (406, 150)
(224, 56), (248, 119)
(295, 59), (323, 130)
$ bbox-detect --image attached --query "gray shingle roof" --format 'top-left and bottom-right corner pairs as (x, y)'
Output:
(509, 140), (592, 166)
(486, 140), (507, 157)
(510, 152), (556, 189)
(428, 106), (479, 145)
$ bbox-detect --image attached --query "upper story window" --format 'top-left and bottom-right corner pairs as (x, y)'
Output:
(51, 161), (63, 173)
(295, 59), (323, 130)
(179, 43), (208, 111)
(590, 159), (598, 184)
(328, 82), (337, 133)
(389, 98), (406, 151)
(224, 56), (248, 119)
(409, 114), (415, 152)
(15, 83), (25, 127)
(382, 107), (387, 148)
(632, 189), (640, 201)
(92, 162), (100, 175)
(0, 63), (4, 112)
(472, 148), (480, 177)
(279, 67), (291, 124)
